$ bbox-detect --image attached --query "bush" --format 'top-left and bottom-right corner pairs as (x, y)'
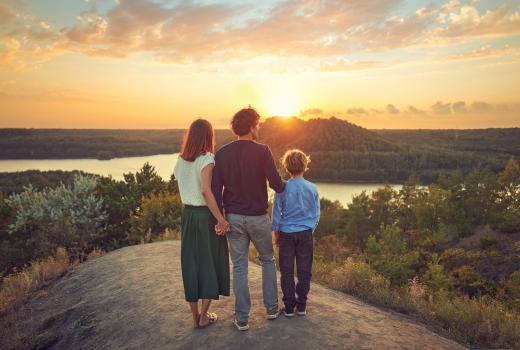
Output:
(323, 256), (520, 349)
(440, 248), (482, 270)
(480, 234), (497, 250)
(451, 265), (495, 297)
(498, 269), (520, 311)
(422, 256), (453, 294)
(129, 192), (182, 244)
(5, 175), (106, 266)
(314, 198), (346, 239)
(363, 224), (420, 286)
(422, 294), (520, 348)
(492, 207), (520, 233)
(330, 257), (390, 296)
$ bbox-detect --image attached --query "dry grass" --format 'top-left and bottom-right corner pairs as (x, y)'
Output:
(0, 247), (106, 350)
(152, 228), (181, 242)
(242, 237), (520, 348)
(0, 247), (72, 317)
(0, 247), (105, 318)
(317, 256), (520, 349)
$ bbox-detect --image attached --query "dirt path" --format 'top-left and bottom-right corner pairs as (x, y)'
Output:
(8, 241), (466, 349)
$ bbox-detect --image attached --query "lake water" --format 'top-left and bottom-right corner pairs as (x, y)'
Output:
(0, 154), (401, 207)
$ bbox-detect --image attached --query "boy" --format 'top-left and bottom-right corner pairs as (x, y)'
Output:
(272, 149), (320, 317)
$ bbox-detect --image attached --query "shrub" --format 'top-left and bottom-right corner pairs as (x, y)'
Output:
(480, 234), (497, 250)
(422, 256), (453, 294)
(314, 198), (346, 239)
(330, 257), (390, 296)
(129, 192), (182, 244)
(363, 224), (420, 286)
(498, 269), (520, 311)
(440, 248), (482, 270)
(451, 265), (495, 297)
(5, 175), (106, 265)
(423, 294), (520, 348)
(152, 228), (181, 242)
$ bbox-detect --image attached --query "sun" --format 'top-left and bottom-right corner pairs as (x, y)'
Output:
(264, 93), (300, 118)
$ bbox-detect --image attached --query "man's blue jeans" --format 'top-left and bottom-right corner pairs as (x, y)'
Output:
(226, 213), (278, 322)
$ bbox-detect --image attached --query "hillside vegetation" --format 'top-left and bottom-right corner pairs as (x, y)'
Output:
(0, 128), (234, 160)
(259, 117), (511, 183)
(1, 159), (519, 348)
(1, 119), (519, 183)
(374, 128), (520, 158)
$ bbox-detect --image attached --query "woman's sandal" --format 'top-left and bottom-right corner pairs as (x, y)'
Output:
(198, 312), (218, 329)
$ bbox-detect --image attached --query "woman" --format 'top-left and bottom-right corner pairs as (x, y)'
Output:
(173, 119), (230, 329)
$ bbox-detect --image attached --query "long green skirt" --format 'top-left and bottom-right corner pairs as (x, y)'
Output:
(181, 205), (230, 302)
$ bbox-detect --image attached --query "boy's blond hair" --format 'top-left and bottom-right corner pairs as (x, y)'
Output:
(282, 149), (310, 175)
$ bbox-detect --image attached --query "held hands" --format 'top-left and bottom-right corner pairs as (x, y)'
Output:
(215, 218), (230, 236)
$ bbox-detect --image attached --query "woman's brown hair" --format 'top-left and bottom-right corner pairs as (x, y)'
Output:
(180, 119), (215, 161)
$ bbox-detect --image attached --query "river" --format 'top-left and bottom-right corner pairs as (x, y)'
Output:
(0, 154), (401, 207)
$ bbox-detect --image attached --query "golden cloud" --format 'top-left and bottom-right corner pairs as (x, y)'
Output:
(1, 0), (519, 71)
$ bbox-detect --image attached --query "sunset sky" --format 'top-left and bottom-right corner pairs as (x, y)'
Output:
(0, 0), (519, 129)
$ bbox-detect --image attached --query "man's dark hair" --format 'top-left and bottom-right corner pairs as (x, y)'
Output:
(231, 108), (260, 136)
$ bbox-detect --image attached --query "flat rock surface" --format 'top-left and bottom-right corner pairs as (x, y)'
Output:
(11, 240), (466, 349)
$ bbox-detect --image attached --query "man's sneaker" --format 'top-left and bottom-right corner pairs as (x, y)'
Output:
(296, 305), (307, 316)
(282, 307), (295, 317)
(266, 307), (280, 320)
(233, 318), (249, 331)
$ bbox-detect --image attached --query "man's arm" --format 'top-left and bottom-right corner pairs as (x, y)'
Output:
(211, 155), (224, 213)
(272, 192), (283, 246)
(263, 146), (285, 193)
(272, 192), (283, 232)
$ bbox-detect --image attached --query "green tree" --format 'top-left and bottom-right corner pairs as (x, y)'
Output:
(461, 168), (499, 226)
(368, 185), (398, 232)
(314, 198), (346, 239)
(344, 191), (371, 246)
(129, 192), (182, 244)
(95, 162), (168, 249)
(493, 159), (520, 232)
(363, 224), (420, 286)
(396, 175), (423, 231)
(422, 254), (452, 294)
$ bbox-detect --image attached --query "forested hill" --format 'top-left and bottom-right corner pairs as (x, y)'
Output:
(374, 128), (520, 158)
(0, 128), (234, 160)
(258, 117), (514, 183)
(259, 117), (400, 154)
(1, 119), (518, 183)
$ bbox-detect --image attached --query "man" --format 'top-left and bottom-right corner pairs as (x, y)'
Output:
(212, 107), (285, 331)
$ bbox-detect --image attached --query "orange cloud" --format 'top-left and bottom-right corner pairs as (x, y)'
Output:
(318, 59), (383, 72)
(449, 45), (520, 61)
(1, 0), (519, 71)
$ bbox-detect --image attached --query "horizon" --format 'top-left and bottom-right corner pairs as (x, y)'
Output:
(1, 114), (520, 131)
(1, 0), (519, 129)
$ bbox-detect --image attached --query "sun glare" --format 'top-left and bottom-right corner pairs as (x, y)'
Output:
(263, 92), (300, 118)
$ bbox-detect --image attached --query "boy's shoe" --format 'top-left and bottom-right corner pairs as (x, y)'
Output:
(266, 307), (280, 320)
(233, 318), (249, 331)
(282, 307), (295, 317)
(296, 305), (307, 316)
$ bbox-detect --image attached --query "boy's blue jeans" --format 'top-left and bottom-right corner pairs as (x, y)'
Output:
(226, 213), (278, 322)
(278, 229), (313, 310)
